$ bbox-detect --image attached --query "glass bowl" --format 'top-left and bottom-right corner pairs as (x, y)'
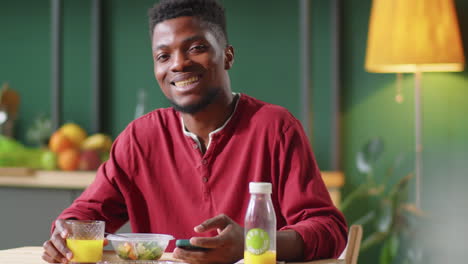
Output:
(107, 233), (174, 261)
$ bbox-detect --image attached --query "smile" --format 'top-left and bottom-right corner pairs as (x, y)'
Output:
(173, 76), (200, 87)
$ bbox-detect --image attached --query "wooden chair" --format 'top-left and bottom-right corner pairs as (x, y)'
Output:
(339, 225), (363, 264)
(299, 225), (363, 264)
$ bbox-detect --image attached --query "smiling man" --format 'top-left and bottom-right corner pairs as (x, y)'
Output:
(152, 11), (235, 151)
(42, 1), (347, 263)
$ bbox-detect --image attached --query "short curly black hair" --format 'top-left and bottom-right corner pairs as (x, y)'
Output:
(148, 0), (228, 45)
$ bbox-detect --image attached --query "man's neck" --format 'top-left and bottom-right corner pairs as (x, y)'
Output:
(181, 93), (236, 148)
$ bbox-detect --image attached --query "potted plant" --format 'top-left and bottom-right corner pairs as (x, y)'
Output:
(340, 137), (425, 264)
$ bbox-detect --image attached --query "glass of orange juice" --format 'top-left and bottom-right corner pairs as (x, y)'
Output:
(65, 220), (105, 263)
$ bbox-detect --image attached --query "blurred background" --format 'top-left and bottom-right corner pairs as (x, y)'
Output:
(1, 0), (468, 263)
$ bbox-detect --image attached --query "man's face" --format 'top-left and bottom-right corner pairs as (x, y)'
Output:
(152, 16), (233, 113)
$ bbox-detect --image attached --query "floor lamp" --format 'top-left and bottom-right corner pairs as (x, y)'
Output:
(364, 0), (465, 208)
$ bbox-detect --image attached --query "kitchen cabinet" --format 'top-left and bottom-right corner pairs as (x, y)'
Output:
(1, 187), (75, 249)
(0, 171), (132, 250)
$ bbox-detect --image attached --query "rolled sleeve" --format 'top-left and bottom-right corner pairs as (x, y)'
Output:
(276, 120), (347, 260)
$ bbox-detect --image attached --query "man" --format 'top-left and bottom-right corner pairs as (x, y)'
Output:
(42, 0), (347, 263)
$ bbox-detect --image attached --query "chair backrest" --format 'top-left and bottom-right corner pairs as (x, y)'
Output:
(291, 225), (363, 264)
(339, 225), (363, 264)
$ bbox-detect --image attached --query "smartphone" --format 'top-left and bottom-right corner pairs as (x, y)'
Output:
(175, 239), (209, 251)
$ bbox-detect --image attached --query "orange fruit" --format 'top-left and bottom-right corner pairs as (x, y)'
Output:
(49, 131), (75, 153)
(58, 149), (80, 171)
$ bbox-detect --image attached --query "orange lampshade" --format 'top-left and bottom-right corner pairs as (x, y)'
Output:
(365, 0), (465, 73)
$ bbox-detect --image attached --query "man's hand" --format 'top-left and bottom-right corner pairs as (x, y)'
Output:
(42, 219), (73, 263)
(173, 214), (244, 264)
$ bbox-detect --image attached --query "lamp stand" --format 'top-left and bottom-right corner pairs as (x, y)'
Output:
(414, 71), (422, 208)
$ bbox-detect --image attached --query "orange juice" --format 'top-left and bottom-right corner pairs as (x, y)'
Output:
(244, 250), (276, 264)
(66, 239), (103, 263)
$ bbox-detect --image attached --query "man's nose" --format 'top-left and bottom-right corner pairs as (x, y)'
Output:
(170, 52), (191, 72)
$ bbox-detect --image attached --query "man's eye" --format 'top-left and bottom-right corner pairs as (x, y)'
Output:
(189, 45), (207, 52)
(156, 54), (169, 62)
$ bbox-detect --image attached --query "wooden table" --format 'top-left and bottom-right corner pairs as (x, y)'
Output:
(0, 247), (182, 264)
(0, 246), (342, 264)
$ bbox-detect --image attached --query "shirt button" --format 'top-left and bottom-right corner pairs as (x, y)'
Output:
(202, 177), (208, 183)
(201, 159), (207, 165)
(193, 144), (198, 149)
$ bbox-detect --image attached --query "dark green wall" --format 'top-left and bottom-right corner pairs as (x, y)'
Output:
(311, 0), (333, 169)
(101, 0), (167, 136)
(63, 0), (92, 132)
(1, 0), (468, 262)
(1, 0), (51, 140)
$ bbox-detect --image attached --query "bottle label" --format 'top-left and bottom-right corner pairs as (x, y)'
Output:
(246, 228), (270, 255)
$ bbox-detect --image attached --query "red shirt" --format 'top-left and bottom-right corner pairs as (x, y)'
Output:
(57, 94), (347, 260)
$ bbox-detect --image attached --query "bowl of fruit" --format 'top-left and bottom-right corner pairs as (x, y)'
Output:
(107, 233), (174, 260)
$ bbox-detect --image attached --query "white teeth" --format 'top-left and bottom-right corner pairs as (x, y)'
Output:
(174, 76), (199, 87)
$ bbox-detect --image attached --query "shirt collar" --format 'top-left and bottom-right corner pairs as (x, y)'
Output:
(180, 93), (241, 150)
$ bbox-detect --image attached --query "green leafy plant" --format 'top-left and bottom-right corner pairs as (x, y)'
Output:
(340, 137), (424, 264)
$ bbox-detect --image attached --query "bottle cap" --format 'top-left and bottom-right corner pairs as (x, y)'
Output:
(249, 182), (272, 194)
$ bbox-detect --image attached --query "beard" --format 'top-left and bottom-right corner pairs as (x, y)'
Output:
(169, 88), (220, 114)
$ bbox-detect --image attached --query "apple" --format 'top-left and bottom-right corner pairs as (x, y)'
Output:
(41, 150), (57, 170)
(78, 150), (102, 171)
(59, 123), (87, 147)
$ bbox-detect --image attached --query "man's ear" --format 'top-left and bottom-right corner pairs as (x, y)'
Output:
(224, 45), (234, 70)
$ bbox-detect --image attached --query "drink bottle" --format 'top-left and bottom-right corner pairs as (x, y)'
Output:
(244, 182), (276, 264)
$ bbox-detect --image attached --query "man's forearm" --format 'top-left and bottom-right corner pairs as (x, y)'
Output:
(277, 229), (305, 261)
